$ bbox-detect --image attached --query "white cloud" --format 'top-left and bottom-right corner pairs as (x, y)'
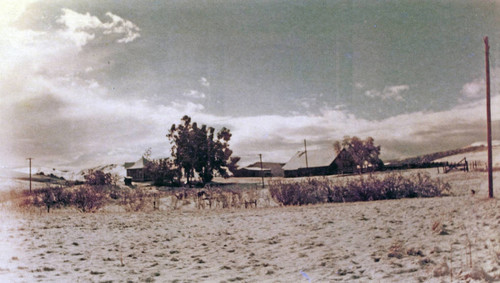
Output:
(0, 0), (37, 28)
(294, 94), (329, 111)
(365, 84), (409, 101)
(462, 78), (484, 98)
(384, 85), (409, 100)
(226, 93), (500, 164)
(57, 8), (140, 47)
(0, 5), (143, 167)
(103, 12), (141, 43)
(182, 89), (206, 99)
(3, 57), (498, 168)
(364, 89), (381, 99)
(199, 77), (210, 87)
(354, 82), (365, 89)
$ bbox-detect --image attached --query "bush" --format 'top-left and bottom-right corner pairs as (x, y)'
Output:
(20, 185), (106, 213)
(118, 188), (155, 212)
(269, 172), (450, 206)
(19, 186), (72, 212)
(72, 185), (105, 212)
(269, 178), (330, 205)
(16, 179), (165, 212)
(84, 169), (113, 186)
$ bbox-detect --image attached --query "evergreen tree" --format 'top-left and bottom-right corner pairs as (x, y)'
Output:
(167, 115), (233, 185)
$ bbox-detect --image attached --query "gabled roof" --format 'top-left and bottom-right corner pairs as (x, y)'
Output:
(124, 162), (135, 169)
(282, 148), (339, 171)
(127, 157), (151, 170)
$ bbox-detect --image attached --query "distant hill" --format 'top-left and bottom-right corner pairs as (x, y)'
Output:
(386, 143), (500, 168)
(76, 164), (127, 180)
(387, 145), (485, 165)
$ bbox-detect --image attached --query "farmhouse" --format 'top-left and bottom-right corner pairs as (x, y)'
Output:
(125, 157), (152, 182)
(283, 148), (355, 177)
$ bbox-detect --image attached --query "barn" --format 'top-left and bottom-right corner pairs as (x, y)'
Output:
(282, 148), (355, 177)
(125, 157), (152, 182)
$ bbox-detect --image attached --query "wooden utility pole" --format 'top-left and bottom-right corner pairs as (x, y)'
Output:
(27, 157), (33, 193)
(484, 36), (493, 198)
(259, 154), (264, 188)
(304, 139), (309, 169)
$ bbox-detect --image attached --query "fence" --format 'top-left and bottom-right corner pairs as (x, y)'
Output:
(441, 158), (487, 173)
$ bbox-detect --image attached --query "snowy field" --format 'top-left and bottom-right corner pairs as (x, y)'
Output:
(0, 170), (499, 282)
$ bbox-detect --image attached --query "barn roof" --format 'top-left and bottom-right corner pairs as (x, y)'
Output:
(282, 148), (339, 171)
(127, 157), (151, 170)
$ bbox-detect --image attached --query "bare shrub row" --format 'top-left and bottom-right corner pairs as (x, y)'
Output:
(18, 185), (158, 213)
(10, 169), (160, 213)
(269, 172), (450, 206)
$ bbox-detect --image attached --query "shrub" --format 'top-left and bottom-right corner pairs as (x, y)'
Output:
(269, 178), (330, 205)
(72, 185), (105, 212)
(20, 186), (72, 212)
(84, 169), (113, 186)
(269, 172), (449, 206)
(16, 177), (165, 212)
(119, 188), (154, 212)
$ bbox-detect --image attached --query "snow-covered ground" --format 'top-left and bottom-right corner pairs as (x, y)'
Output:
(0, 169), (499, 282)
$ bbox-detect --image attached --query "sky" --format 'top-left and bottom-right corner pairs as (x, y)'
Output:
(1, 0), (500, 170)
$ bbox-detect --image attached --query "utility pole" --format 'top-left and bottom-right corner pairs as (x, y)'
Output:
(27, 157), (33, 193)
(259, 154), (264, 188)
(484, 36), (493, 198)
(304, 139), (309, 169)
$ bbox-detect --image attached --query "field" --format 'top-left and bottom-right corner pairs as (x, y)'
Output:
(1, 169), (499, 282)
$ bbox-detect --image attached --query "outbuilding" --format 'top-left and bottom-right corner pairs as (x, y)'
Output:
(283, 148), (355, 177)
(236, 166), (272, 178)
(235, 162), (285, 177)
(125, 157), (152, 182)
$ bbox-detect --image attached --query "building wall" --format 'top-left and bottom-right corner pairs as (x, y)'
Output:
(235, 169), (272, 178)
(284, 150), (356, 178)
(127, 168), (151, 182)
(333, 149), (356, 174)
(238, 162), (284, 177)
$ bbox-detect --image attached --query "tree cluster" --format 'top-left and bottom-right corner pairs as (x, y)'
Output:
(145, 158), (180, 186)
(166, 115), (234, 185)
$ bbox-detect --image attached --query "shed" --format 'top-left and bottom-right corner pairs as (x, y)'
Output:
(283, 148), (355, 177)
(235, 162), (285, 177)
(236, 166), (272, 178)
(125, 157), (152, 182)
